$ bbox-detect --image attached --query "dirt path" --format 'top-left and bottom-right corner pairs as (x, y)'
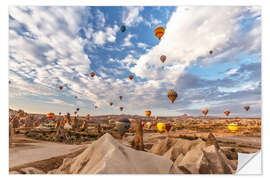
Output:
(9, 135), (87, 168)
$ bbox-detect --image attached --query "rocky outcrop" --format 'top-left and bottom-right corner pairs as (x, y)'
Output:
(131, 120), (144, 151)
(54, 133), (181, 174)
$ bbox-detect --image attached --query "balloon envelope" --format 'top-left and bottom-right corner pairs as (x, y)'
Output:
(202, 108), (208, 116)
(90, 72), (95, 77)
(145, 110), (151, 117)
(46, 112), (55, 120)
(59, 86), (63, 90)
(154, 26), (165, 40)
(228, 123), (239, 132)
(224, 110), (230, 117)
(157, 123), (166, 132)
(160, 55), (166, 63)
(244, 106), (250, 111)
(129, 75), (134, 80)
(120, 25), (126, 32)
(168, 89), (178, 103)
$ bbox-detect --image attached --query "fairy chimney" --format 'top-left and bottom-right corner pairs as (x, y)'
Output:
(131, 119), (144, 151)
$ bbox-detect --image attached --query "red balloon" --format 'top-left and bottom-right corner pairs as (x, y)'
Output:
(59, 86), (63, 90)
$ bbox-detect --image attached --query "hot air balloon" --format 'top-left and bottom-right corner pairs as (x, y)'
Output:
(224, 110), (230, 117)
(59, 112), (61, 116)
(129, 75), (134, 80)
(168, 89), (178, 103)
(165, 123), (172, 132)
(76, 108), (80, 111)
(59, 86), (63, 90)
(154, 116), (158, 121)
(157, 123), (166, 133)
(152, 121), (157, 127)
(141, 122), (145, 127)
(228, 123), (239, 133)
(94, 105), (98, 109)
(119, 96), (123, 101)
(74, 96), (78, 99)
(160, 55), (166, 63)
(154, 26), (165, 40)
(46, 112), (55, 120)
(146, 122), (152, 129)
(202, 108), (208, 117)
(209, 50), (213, 55)
(120, 107), (124, 111)
(115, 118), (130, 137)
(244, 106), (250, 111)
(120, 25), (126, 32)
(145, 110), (151, 117)
(90, 72), (95, 77)
(9, 80), (11, 84)
(74, 111), (77, 115)
(109, 102), (113, 106)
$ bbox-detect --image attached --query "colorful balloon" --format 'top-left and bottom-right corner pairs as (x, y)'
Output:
(74, 111), (77, 115)
(145, 110), (151, 117)
(146, 122), (152, 129)
(165, 123), (172, 132)
(228, 123), (239, 133)
(202, 108), (208, 116)
(46, 112), (55, 120)
(120, 25), (126, 32)
(141, 122), (145, 127)
(157, 123), (166, 133)
(168, 89), (178, 103)
(59, 86), (63, 90)
(154, 26), (165, 40)
(90, 72), (95, 77)
(160, 55), (166, 63)
(129, 75), (134, 80)
(244, 106), (250, 111)
(224, 110), (230, 117)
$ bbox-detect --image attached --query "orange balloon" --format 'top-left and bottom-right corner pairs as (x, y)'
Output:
(46, 112), (55, 120)
(90, 72), (95, 77)
(224, 110), (230, 117)
(168, 89), (178, 103)
(129, 75), (134, 80)
(244, 106), (250, 111)
(145, 110), (151, 117)
(154, 26), (165, 40)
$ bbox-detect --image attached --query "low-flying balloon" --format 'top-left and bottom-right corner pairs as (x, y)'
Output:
(202, 108), (208, 116)
(154, 26), (165, 40)
(157, 123), (166, 133)
(74, 111), (77, 115)
(146, 122), (152, 129)
(244, 106), (250, 111)
(141, 122), (145, 127)
(46, 112), (55, 120)
(168, 89), (178, 103)
(165, 123), (172, 132)
(90, 72), (95, 78)
(227, 123), (239, 133)
(145, 110), (151, 117)
(129, 75), (134, 80)
(224, 110), (230, 117)
(120, 25), (126, 32)
(160, 55), (166, 63)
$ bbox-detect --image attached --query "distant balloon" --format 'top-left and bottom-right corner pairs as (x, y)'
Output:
(129, 75), (134, 80)
(209, 50), (213, 55)
(120, 107), (124, 111)
(228, 123), (239, 133)
(74, 111), (77, 115)
(119, 96), (123, 101)
(9, 80), (11, 84)
(90, 72), (95, 77)
(202, 108), (208, 116)
(244, 106), (250, 111)
(74, 96), (78, 99)
(120, 25), (126, 32)
(76, 108), (80, 111)
(160, 55), (166, 63)
(154, 26), (165, 40)
(59, 86), (63, 90)
(145, 110), (151, 117)
(224, 110), (230, 117)
(59, 112), (61, 116)
(168, 89), (178, 103)
(165, 123), (172, 132)
(94, 105), (98, 109)
(109, 102), (113, 106)
(46, 112), (55, 120)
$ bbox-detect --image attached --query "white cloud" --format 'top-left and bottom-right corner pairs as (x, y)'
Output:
(122, 34), (135, 47)
(93, 25), (118, 45)
(137, 42), (149, 49)
(226, 68), (238, 75)
(122, 7), (144, 27)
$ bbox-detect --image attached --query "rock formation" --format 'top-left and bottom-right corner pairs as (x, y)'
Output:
(53, 133), (182, 174)
(131, 120), (144, 151)
(71, 116), (79, 129)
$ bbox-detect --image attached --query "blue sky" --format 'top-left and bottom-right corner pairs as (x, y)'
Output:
(8, 6), (261, 117)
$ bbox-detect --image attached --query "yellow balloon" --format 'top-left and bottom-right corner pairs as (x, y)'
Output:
(157, 123), (166, 133)
(228, 123), (239, 132)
